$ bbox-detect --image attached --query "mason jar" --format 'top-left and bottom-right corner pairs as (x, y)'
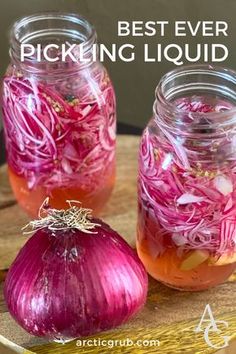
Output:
(137, 65), (236, 291)
(1, 13), (116, 217)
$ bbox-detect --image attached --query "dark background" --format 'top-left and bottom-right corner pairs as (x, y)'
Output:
(1, 0), (236, 164)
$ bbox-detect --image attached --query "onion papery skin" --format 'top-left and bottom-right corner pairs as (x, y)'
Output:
(137, 95), (236, 291)
(2, 64), (116, 216)
(4, 221), (148, 341)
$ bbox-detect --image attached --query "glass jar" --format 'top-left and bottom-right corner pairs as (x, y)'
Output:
(137, 65), (236, 291)
(1, 13), (116, 217)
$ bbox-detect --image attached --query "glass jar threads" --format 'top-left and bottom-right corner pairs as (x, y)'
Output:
(2, 13), (116, 217)
(137, 65), (236, 291)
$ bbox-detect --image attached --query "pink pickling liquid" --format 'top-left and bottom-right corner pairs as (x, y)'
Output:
(137, 94), (236, 291)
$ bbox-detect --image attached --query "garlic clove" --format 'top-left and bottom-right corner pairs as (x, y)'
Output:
(209, 252), (236, 266)
(214, 175), (233, 196)
(172, 233), (187, 247)
(61, 158), (73, 174)
(180, 250), (209, 271)
(177, 193), (205, 205)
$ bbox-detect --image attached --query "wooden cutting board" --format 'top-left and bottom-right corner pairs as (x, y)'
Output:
(0, 135), (236, 354)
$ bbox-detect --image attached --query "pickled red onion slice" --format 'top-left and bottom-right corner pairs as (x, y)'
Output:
(2, 67), (116, 193)
(139, 96), (236, 256)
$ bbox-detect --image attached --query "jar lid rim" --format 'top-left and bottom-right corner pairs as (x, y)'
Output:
(9, 12), (97, 71)
(155, 64), (236, 120)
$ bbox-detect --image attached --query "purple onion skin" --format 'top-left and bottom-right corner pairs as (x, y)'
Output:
(4, 220), (148, 341)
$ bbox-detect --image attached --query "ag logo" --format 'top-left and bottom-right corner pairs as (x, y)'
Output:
(194, 304), (229, 349)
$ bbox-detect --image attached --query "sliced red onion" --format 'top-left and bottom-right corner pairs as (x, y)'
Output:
(138, 96), (236, 256)
(2, 66), (116, 194)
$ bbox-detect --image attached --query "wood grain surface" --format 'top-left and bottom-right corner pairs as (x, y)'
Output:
(0, 135), (236, 354)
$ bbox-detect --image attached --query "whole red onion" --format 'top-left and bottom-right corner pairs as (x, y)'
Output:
(4, 201), (148, 342)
